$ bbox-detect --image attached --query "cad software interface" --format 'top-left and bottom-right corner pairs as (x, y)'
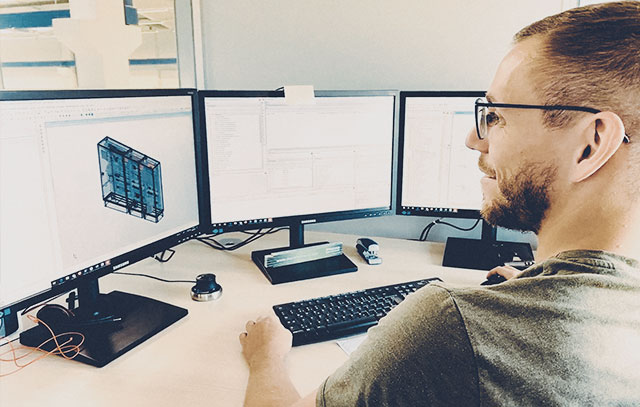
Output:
(400, 96), (484, 214)
(0, 95), (199, 308)
(204, 96), (395, 227)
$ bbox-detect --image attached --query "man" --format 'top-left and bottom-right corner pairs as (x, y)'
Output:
(239, 2), (640, 405)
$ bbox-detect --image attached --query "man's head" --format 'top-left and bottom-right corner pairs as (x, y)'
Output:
(466, 1), (640, 234)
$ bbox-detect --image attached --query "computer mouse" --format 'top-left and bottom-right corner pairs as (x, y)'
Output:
(480, 274), (507, 286)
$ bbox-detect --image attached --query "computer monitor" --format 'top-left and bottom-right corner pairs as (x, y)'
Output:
(397, 91), (533, 270)
(198, 90), (397, 283)
(0, 89), (202, 366)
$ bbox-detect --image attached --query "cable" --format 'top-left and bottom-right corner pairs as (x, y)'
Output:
(112, 271), (195, 284)
(0, 337), (19, 349)
(21, 291), (68, 316)
(436, 218), (482, 231)
(153, 248), (176, 263)
(0, 315), (84, 377)
(197, 234), (260, 251)
(197, 227), (287, 251)
(23, 259), (195, 318)
(419, 218), (481, 242)
(419, 218), (441, 241)
(239, 227), (287, 236)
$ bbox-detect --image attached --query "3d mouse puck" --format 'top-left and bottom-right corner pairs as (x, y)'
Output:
(191, 273), (223, 301)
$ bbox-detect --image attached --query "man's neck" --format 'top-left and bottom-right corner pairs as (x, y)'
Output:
(535, 199), (640, 262)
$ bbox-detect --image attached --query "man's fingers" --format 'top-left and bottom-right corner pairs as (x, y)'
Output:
(487, 265), (520, 280)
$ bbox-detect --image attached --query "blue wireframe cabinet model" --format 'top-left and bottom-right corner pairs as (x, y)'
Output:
(98, 137), (164, 223)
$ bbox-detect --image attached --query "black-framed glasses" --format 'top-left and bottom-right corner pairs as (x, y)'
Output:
(474, 97), (631, 143)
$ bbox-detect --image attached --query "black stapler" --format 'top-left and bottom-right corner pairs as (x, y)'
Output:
(356, 238), (382, 265)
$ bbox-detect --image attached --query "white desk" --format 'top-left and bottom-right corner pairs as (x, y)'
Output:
(0, 231), (485, 407)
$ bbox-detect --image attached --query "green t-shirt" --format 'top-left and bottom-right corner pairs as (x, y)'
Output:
(317, 250), (640, 406)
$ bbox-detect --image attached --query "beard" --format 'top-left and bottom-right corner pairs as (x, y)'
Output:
(479, 157), (557, 234)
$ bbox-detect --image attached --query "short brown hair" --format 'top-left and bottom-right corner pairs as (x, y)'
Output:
(515, 1), (640, 141)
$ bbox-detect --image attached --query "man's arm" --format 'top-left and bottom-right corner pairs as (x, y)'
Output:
(240, 315), (318, 407)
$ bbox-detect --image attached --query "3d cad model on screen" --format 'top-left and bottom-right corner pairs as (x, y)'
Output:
(98, 136), (164, 223)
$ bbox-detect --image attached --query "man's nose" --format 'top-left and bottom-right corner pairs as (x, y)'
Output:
(465, 126), (488, 153)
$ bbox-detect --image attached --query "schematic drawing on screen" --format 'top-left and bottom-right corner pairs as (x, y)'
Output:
(98, 136), (164, 223)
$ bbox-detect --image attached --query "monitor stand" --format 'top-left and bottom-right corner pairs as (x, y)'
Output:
(20, 279), (187, 367)
(441, 220), (534, 271)
(251, 223), (357, 284)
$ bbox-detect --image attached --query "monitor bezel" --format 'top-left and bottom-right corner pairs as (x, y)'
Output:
(0, 88), (204, 314)
(197, 89), (399, 234)
(396, 90), (486, 220)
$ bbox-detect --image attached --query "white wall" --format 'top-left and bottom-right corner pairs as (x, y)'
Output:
(198, 0), (566, 245)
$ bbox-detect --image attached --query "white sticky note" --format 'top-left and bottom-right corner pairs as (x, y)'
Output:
(336, 334), (367, 356)
(284, 85), (316, 105)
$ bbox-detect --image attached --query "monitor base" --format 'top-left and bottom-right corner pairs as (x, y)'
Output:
(252, 242), (358, 284)
(442, 237), (534, 271)
(20, 291), (187, 367)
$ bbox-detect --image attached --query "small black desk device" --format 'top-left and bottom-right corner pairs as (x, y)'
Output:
(356, 238), (382, 265)
(191, 273), (223, 301)
(442, 237), (534, 271)
(480, 274), (507, 286)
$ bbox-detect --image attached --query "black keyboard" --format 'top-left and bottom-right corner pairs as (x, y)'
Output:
(273, 277), (442, 346)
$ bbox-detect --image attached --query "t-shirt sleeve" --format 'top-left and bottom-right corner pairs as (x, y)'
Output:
(316, 285), (479, 407)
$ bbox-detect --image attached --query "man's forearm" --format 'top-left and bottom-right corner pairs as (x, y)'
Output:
(244, 359), (301, 407)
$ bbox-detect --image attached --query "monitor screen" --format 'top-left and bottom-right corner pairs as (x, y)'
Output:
(199, 90), (397, 234)
(0, 90), (201, 313)
(397, 91), (485, 218)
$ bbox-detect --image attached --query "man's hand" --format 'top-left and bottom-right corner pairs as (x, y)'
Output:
(239, 315), (302, 407)
(486, 264), (520, 281)
(239, 315), (293, 369)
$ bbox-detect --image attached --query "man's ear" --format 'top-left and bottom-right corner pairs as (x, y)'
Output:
(572, 111), (626, 183)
